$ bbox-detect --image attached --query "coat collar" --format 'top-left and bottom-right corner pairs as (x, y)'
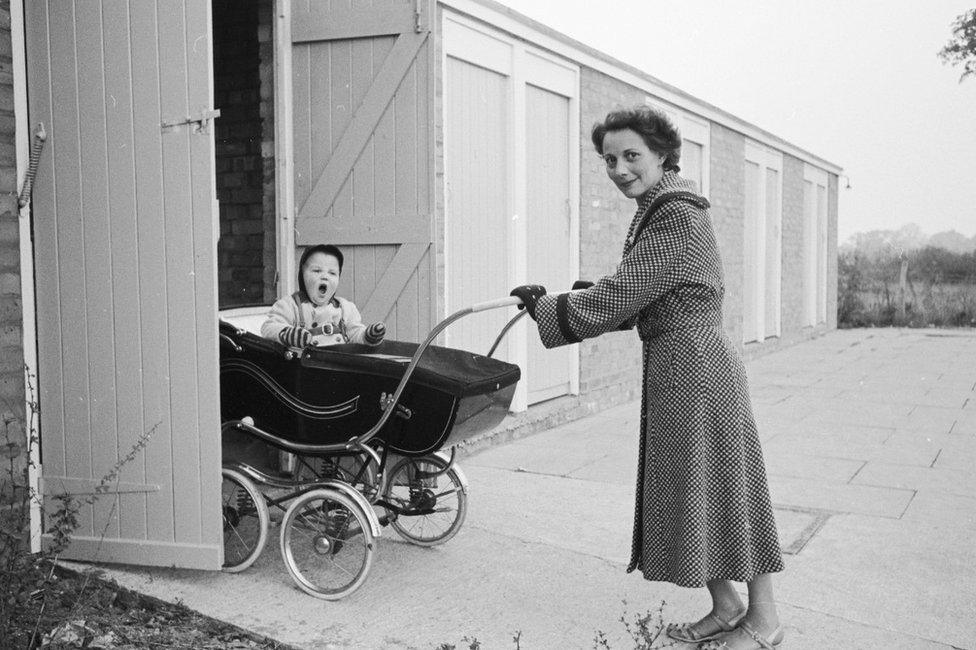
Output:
(623, 172), (709, 252)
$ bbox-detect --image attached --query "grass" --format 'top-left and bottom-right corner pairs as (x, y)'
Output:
(839, 282), (976, 328)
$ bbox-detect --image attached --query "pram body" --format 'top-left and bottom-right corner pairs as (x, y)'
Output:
(217, 297), (525, 599)
(218, 324), (520, 456)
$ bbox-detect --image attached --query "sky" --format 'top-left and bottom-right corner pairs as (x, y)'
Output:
(494, 0), (976, 243)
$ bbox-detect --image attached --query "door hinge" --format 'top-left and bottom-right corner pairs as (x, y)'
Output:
(161, 108), (221, 134)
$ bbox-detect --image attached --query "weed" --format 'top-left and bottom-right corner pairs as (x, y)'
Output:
(1, 366), (155, 648)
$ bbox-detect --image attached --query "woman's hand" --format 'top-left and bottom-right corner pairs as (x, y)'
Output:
(279, 326), (312, 348)
(509, 285), (547, 320)
(364, 322), (386, 345)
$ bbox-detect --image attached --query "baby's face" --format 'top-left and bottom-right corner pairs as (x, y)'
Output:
(302, 252), (341, 306)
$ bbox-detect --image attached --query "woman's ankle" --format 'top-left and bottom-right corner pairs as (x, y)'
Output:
(742, 602), (780, 632)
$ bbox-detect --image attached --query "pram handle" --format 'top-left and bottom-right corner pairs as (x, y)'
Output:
(471, 295), (523, 312)
(345, 296), (526, 452)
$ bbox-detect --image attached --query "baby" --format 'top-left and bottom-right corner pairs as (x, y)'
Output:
(261, 244), (386, 348)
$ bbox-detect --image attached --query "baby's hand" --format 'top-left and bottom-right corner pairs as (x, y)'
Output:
(279, 326), (312, 348)
(364, 322), (386, 346)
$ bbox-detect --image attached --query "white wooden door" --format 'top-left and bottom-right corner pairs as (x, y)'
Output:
(278, 0), (437, 341)
(26, 0), (222, 568)
(525, 85), (573, 403)
(444, 55), (512, 357)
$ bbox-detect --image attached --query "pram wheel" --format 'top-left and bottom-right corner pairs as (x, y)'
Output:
(384, 454), (467, 546)
(280, 488), (375, 600)
(221, 467), (269, 573)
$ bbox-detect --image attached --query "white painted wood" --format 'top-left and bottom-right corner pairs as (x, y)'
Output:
(443, 56), (512, 361)
(287, 1), (436, 341)
(765, 166), (783, 338)
(743, 158), (762, 343)
(11, 0), (40, 553)
(525, 85), (573, 403)
(803, 164), (829, 327)
(274, 0), (296, 296)
(744, 141), (783, 342)
(25, 0), (222, 568)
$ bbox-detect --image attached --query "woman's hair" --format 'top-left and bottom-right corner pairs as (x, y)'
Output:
(297, 244), (344, 301)
(591, 105), (681, 172)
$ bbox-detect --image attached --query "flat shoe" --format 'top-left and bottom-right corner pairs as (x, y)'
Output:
(666, 609), (746, 643)
(698, 622), (785, 650)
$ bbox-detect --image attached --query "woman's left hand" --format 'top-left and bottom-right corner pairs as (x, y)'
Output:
(509, 285), (547, 320)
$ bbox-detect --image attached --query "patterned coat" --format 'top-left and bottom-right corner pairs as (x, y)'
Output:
(532, 171), (784, 587)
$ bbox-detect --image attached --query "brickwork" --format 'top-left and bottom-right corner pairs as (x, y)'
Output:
(214, 0), (268, 307)
(0, 0), (24, 422)
(707, 123), (746, 346)
(258, 0), (276, 303)
(779, 154), (806, 336)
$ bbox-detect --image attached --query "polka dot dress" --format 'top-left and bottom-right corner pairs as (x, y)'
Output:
(533, 171), (785, 587)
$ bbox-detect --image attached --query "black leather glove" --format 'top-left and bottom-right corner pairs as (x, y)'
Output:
(510, 284), (547, 320)
(571, 280), (594, 291)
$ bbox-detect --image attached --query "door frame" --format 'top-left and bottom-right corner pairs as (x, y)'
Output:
(11, 0), (42, 552)
(273, 0), (296, 297)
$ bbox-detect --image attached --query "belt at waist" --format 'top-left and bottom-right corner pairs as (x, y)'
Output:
(641, 310), (723, 338)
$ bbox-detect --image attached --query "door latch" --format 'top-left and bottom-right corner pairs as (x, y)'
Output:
(161, 108), (221, 134)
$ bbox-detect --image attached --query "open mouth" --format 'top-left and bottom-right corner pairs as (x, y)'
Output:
(317, 282), (329, 295)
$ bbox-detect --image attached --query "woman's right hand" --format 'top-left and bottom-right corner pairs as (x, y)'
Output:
(278, 326), (312, 348)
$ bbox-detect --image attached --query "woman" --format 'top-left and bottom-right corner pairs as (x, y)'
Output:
(511, 106), (785, 650)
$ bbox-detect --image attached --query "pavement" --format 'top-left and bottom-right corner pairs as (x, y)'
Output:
(82, 327), (976, 649)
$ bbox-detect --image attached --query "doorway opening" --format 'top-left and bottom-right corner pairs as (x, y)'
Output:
(212, 0), (277, 308)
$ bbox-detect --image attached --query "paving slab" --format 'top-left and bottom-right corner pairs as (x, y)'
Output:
(767, 475), (915, 518)
(850, 461), (976, 498)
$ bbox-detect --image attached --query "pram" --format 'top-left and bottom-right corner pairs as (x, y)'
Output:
(218, 296), (525, 599)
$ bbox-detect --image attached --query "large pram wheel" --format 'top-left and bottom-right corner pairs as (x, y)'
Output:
(221, 467), (269, 573)
(384, 454), (467, 546)
(279, 488), (376, 600)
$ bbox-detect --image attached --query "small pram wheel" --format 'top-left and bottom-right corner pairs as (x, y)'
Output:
(384, 454), (468, 547)
(279, 488), (376, 600)
(221, 467), (269, 573)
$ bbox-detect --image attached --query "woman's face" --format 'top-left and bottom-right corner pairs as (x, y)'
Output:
(601, 128), (666, 199)
(302, 252), (341, 306)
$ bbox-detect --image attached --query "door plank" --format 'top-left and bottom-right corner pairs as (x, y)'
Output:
(296, 29), (427, 224)
(361, 243), (429, 321)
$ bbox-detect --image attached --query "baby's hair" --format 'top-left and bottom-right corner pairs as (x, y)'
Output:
(300, 244), (344, 273)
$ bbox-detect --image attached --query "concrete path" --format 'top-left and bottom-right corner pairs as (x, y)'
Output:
(88, 328), (976, 649)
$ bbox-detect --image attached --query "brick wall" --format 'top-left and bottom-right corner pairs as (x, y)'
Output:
(0, 0), (24, 425)
(214, 0), (268, 307)
(780, 154), (806, 336)
(707, 123), (746, 346)
(258, 0), (276, 303)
